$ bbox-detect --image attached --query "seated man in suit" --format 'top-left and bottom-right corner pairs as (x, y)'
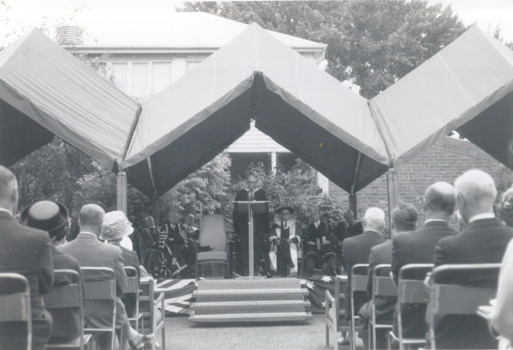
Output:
(340, 207), (387, 345)
(433, 170), (513, 349)
(21, 200), (84, 344)
(0, 166), (54, 350)
(334, 210), (363, 274)
(101, 211), (141, 319)
(359, 204), (418, 349)
(391, 182), (457, 342)
(60, 204), (152, 350)
(304, 209), (336, 276)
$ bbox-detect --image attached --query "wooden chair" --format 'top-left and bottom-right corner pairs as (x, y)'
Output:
(427, 263), (501, 350)
(369, 264), (397, 350)
(123, 266), (142, 331)
(81, 267), (117, 350)
(325, 275), (348, 350)
(351, 264), (369, 350)
(44, 269), (92, 350)
(387, 264), (433, 350)
(196, 215), (228, 277)
(0, 273), (32, 350)
(139, 277), (165, 350)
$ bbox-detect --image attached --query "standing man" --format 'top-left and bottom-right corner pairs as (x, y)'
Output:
(233, 173), (269, 276)
(0, 166), (54, 350)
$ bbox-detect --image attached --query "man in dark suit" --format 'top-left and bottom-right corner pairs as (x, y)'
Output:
(359, 204), (418, 349)
(21, 200), (84, 344)
(340, 207), (386, 344)
(0, 166), (54, 350)
(61, 204), (151, 350)
(232, 173), (269, 275)
(433, 170), (513, 349)
(391, 182), (457, 341)
(304, 209), (336, 276)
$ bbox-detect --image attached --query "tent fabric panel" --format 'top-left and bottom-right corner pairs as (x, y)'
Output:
(457, 90), (513, 169)
(370, 26), (513, 166)
(253, 75), (388, 193)
(127, 87), (254, 197)
(0, 98), (54, 166)
(0, 29), (140, 170)
(123, 53), (257, 168)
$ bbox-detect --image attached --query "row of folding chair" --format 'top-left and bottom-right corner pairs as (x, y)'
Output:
(325, 263), (502, 350)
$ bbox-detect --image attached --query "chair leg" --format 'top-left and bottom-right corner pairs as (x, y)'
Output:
(326, 325), (329, 347)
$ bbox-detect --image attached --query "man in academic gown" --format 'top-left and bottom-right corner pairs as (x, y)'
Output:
(232, 174), (269, 275)
(268, 206), (302, 277)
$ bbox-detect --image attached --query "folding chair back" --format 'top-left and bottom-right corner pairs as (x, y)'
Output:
(123, 266), (142, 330)
(351, 264), (369, 350)
(81, 267), (117, 350)
(197, 215), (228, 276)
(43, 269), (92, 350)
(389, 264), (433, 350)
(0, 273), (32, 350)
(139, 277), (165, 350)
(369, 264), (397, 350)
(325, 275), (348, 350)
(427, 264), (501, 350)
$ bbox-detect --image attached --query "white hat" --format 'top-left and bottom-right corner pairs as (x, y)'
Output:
(101, 211), (134, 241)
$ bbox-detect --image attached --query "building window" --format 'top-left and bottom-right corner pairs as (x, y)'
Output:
(109, 61), (172, 100)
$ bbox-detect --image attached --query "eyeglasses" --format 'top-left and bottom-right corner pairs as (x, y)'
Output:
(281, 212), (291, 215)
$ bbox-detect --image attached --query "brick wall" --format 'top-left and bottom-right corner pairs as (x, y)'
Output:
(330, 137), (505, 218)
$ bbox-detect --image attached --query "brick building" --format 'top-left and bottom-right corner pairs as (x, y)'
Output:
(330, 136), (505, 218)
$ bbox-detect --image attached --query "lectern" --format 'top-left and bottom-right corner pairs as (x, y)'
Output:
(234, 200), (269, 277)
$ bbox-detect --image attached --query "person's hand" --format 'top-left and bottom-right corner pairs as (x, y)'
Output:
(322, 237), (327, 244)
(290, 237), (300, 245)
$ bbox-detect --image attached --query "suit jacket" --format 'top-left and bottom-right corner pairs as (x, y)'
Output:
(49, 247), (83, 342)
(391, 221), (456, 339)
(0, 210), (54, 350)
(342, 230), (386, 320)
(433, 218), (513, 349)
(60, 232), (127, 328)
(366, 240), (395, 324)
(305, 220), (333, 244)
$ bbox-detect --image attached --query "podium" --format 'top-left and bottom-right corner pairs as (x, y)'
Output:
(234, 200), (269, 277)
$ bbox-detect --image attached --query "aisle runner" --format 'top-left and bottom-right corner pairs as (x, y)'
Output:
(156, 278), (198, 315)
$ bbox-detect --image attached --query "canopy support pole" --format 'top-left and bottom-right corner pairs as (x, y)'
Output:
(151, 195), (160, 227)
(116, 171), (127, 214)
(386, 169), (399, 232)
(349, 192), (358, 219)
(349, 152), (362, 219)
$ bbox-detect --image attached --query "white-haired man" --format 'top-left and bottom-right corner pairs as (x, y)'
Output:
(433, 170), (513, 349)
(340, 207), (386, 344)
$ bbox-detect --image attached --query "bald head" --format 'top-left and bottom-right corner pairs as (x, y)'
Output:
(79, 204), (105, 236)
(424, 181), (457, 220)
(454, 170), (497, 224)
(363, 207), (385, 232)
(0, 165), (18, 215)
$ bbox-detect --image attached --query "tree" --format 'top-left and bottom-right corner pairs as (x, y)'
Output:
(179, 1), (466, 98)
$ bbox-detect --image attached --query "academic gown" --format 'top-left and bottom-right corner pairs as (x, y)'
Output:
(269, 220), (302, 276)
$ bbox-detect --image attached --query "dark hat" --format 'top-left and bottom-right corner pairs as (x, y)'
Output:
(276, 206), (295, 214)
(21, 200), (69, 235)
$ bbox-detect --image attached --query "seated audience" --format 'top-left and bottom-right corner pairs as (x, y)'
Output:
(0, 166), (54, 350)
(391, 182), (457, 341)
(163, 211), (190, 276)
(340, 207), (386, 344)
(433, 170), (513, 349)
(359, 204), (418, 349)
(60, 204), (152, 350)
(268, 206), (302, 277)
(101, 211), (141, 318)
(21, 200), (83, 344)
(334, 210), (363, 273)
(491, 187), (513, 348)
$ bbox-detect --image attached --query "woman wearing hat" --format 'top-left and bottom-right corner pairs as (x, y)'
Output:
(22, 200), (83, 345)
(268, 206), (302, 277)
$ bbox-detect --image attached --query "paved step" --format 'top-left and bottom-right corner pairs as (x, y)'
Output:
(197, 278), (301, 290)
(193, 288), (308, 302)
(191, 300), (309, 314)
(189, 312), (313, 323)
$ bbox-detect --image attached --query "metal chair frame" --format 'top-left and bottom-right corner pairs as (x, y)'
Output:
(81, 267), (117, 350)
(427, 263), (501, 350)
(369, 264), (397, 350)
(351, 264), (369, 350)
(325, 275), (348, 350)
(140, 277), (166, 350)
(123, 266), (143, 331)
(0, 273), (32, 350)
(44, 269), (92, 350)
